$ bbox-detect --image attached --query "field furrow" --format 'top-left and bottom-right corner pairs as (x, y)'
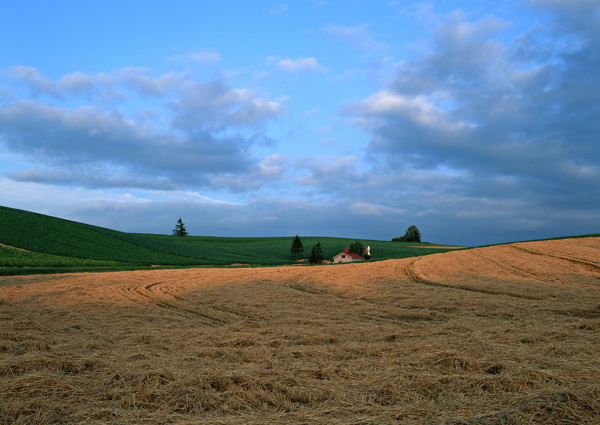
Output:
(512, 244), (600, 273)
(467, 248), (554, 283)
(0, 237), (599, 424)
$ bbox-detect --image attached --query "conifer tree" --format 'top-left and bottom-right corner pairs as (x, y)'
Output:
(290, 235), (304, 260)
(172, 217), (188, 242)
(309, 242), (324, 264)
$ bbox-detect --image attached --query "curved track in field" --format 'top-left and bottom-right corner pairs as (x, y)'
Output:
(1, 237), (599, 317)
(1, 237), (600, 425)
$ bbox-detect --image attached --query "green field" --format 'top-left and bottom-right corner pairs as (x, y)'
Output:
(0, 205), (464, 275)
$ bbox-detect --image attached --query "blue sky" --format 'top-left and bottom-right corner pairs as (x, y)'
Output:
(1, 0), (598, 246)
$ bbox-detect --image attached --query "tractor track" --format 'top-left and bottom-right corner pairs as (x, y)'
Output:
(511, 245), (600, 273)
(117, 281), (231, 326)
(401, 258), (542, 300)
(465, 249), (553, 284)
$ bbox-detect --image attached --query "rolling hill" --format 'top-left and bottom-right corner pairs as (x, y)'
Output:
(0, 205), (462, 275)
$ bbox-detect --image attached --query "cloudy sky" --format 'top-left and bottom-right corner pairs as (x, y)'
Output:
(1, 0), (598, 246)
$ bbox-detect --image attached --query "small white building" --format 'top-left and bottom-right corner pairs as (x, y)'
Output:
(333, 247), (365, 264)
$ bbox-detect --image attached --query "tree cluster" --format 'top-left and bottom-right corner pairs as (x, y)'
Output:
(291, 235), (325, 264)
(392, 225), (421, 242)
(309, 242), (324, 264)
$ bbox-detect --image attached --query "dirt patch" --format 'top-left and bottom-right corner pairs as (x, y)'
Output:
(0, 242), (29, 251)
(409, 245), (466, 249)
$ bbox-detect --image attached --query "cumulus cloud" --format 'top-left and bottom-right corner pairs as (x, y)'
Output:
(352, 4), (599, 176)
(58, 72), (96, 94)
(6, 66), (190, 99)
(107, 68), (186, 97)
(171, 79), (285, 131)
(6, 66), (59, 96)
(344, 0), (600, 243)
(0, 67), (286, 192)
(258, 154), (288, 177)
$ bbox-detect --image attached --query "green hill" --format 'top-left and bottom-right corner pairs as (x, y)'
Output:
(0, 205), (463, 275)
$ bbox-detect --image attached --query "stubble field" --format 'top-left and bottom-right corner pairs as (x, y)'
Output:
(1, 237), (599, 424)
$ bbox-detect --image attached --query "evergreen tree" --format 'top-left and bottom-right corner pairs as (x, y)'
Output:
(172, 217), (188, 242)
(309, 242), (324, 264)
(290, 235), (304, 260)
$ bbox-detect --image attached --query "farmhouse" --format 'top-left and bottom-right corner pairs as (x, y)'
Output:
(333, 246), (370, 263)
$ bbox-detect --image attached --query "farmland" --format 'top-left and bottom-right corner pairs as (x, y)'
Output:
(0, 205), (462, 274)
(1, 236), (599, 424)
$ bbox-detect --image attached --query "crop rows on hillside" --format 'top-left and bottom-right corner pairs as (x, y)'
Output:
(0, 245), (126, 268)
(0, 206), (194, 265)
(0, 206), (464, 274)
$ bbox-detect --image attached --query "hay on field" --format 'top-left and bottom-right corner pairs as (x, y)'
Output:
(0, 237), (599, 424)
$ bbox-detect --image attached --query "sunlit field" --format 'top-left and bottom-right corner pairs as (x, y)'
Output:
(1, 237), (599, 424)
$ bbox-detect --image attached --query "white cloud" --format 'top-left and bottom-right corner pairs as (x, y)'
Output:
(258, 154), (288, 177)
(275, 57), (325, 73)
(186, 51), (222, 64)
(171, 80), (285, 131)
(168, 51), (222, 65)
(352, 90), (467, 134)
(343, 1), (600, 244)
(0, 67), (286, 193)
(6, 66), (58, 95)
(58, 72), (95, 93)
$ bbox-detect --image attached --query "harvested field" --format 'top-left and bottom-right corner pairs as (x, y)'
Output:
(1, 237), (599, 424)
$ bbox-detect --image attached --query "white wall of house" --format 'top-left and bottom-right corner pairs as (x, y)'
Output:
(332, 252), (363, 264)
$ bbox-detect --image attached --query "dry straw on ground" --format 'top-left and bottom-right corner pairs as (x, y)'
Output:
(1, 237), (599, 424)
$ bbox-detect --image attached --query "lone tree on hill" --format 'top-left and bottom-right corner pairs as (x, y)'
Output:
(290, 235), (304, 260)
(172, 217), (188, 242)
(392, 225), (421, 242)
(404, 225), (421, 242)
(309, 242), (324, 264)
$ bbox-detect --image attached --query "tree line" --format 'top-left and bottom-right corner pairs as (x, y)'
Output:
(291, 235), (326, 264)
(172, 218), (422, 264)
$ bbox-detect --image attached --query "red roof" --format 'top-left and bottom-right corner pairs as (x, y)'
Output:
(342, 247), (364, 259)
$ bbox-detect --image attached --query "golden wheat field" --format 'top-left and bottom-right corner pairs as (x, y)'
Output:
(1, 237), (599, 424)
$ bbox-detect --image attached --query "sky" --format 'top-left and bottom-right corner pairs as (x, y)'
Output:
(1, 0), (599, 246)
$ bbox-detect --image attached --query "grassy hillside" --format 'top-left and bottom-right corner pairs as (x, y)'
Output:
(0, 205), (462, 275)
